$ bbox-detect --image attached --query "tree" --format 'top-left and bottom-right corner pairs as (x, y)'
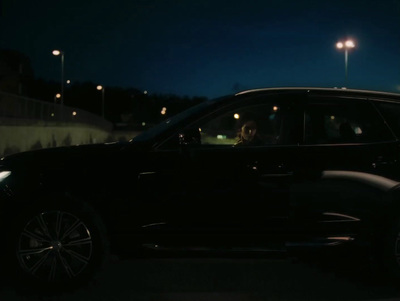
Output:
(0, 49), (34, 95)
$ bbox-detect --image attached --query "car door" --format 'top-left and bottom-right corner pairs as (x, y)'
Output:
(288, 93), (400, 243)
(138, 92), (304, 251)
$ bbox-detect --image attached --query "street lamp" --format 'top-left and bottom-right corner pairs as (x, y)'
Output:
(96, 85), (105, 118)
(54, 93), (61, 103)
(336, 40), (355, 86)
(52, 50), (65, 105)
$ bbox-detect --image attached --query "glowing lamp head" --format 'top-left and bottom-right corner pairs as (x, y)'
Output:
(52, 50), (61, 56)
(336, 42), (344, 49)
(345, 40), (355, 48)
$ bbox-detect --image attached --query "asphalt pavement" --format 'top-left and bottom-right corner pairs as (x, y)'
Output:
(2, 253), (400, 301)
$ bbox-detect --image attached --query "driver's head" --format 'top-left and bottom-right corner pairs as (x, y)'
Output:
(240, 120), (257, 142)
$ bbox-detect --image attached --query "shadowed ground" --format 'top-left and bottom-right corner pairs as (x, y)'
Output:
(2, 251), (400, 301)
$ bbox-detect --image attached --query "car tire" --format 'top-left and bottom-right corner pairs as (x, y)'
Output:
(9, 194), (110, 292)
(380, 217), (400, 282)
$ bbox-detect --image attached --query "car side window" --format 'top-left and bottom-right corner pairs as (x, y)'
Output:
(373, 100), (400, 140)
(195, 97), (302, 147)
(304, 97), (394, 144)
(199, 104), (281, 146)
(158, 95), (302, 150)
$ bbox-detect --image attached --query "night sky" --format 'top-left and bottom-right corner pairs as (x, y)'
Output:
(1, 0), (400, 99)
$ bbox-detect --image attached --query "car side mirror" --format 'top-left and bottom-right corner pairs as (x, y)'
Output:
(179, 128), (201, 146)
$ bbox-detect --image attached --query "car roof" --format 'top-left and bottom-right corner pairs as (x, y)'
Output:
(235, 87), (400, 102)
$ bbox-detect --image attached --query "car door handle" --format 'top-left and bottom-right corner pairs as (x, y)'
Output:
(246, 161), (293, 177)
(372, 156), (396, 168)
(245, 161), (261, 174)
(260, 172), (294, 178)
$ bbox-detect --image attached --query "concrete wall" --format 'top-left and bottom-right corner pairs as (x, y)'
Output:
(0, 117), (145, 158)
(0, 123), (114, 157)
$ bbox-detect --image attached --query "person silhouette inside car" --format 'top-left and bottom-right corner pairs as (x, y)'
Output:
(234, 118), (264, 146)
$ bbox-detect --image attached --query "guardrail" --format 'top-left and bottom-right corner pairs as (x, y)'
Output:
(0, 91), (113, 131)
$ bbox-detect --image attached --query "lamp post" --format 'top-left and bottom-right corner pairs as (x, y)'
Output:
(52, 50), (64, 105)
(336, 40), (355, 86)
(97, 85), (105, 118)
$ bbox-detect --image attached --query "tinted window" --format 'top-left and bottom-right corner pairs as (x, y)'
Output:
(198, 104), (283, 146)
(159, 95), (302, 149)
(133, 98), (222, 142)
(374, 101), (400, 140)
(305, 97), (394, 144)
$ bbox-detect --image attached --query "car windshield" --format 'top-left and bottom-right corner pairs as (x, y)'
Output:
(132, 96), (227, 142)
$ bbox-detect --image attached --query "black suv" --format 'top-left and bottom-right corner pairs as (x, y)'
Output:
(2, 87), (400, 288)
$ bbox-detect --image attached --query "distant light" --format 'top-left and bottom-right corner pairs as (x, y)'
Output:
(66, 80), (71, 84)
(72, 111), (77, 116)
(273, 106), (279, 111)
(52, 50), (61, 56)
(142, 122), (146, 126)
(55, 93), (61, 98)
(234, 113), (240, 119)
(199, 128), (202, 132)
(217, 135), (227, 139)
(51, 113), (55, 117)
(330, 116), (335, 120)
(337, 40), (355, 50)
(161, 107), (167, 115)
(345, 40), (355, 48)
(355, 127), (362, 134)
(144, 90), (148, 95)
(97, 85), (103, 90)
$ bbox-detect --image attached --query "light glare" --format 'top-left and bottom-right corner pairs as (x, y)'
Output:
(0, 171), (11, 182)
(336, 42), (343, 49)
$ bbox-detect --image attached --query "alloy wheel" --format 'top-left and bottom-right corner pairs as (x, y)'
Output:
(17, 210), (93, 282)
